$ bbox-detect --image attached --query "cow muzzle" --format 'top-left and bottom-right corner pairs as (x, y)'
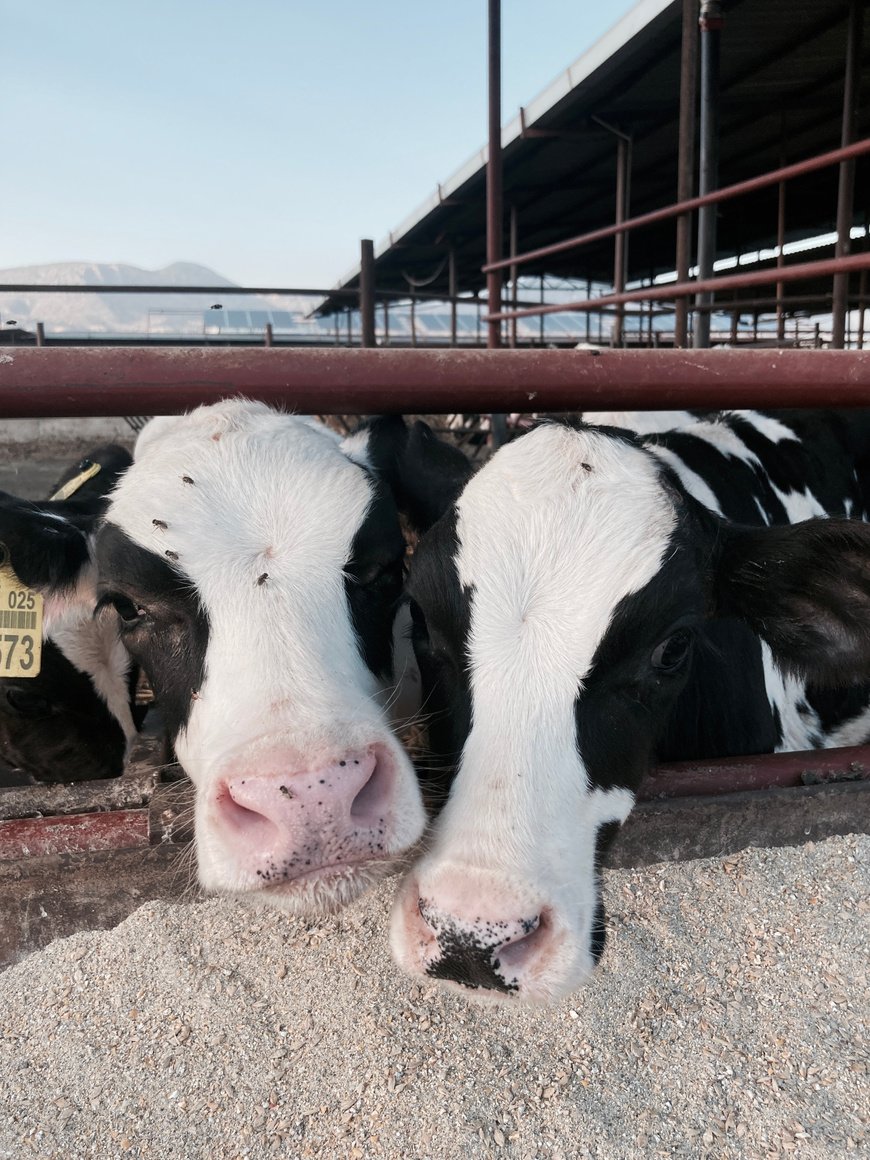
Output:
(390, 867), (591, 1003)
(197, 739), (426, 910)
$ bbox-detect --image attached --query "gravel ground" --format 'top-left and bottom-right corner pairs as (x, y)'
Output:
(1, 835), (867, 1160)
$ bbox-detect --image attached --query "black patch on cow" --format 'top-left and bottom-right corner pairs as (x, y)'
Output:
(405, 508), (473, 800)
(0, 492), (95, 594)
(0, 445), (137, 786)
(419, 899), (519, 994)
(0, 638), (128, 784)
(576, 518), (713, 794)
(95, 524), (209, 741)
(48, 444), (132, 504)
(343, 472), (407, 680)
(715, 518), (870, 686)
(804, 681), (870, 734)
(658, 617), (779, 761)
(364, 416), (475, 534)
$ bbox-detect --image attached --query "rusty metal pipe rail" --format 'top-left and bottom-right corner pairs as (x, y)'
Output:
(487, 252), (870, 323)
(640, 743), (870, 801)
(3, 347), (870, 416)
(482, 136), (870, 276)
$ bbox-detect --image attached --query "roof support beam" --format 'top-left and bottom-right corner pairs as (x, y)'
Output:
(675, 0), (698, 348)
(694, 0), (724, 349)
(832, 0), (863, 348)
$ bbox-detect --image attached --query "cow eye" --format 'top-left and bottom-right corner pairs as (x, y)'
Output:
(355, 559), (404, 593)
(5, 687), (52, 717)
(100, 593), (148, 630)
(651, 629), (693, 672)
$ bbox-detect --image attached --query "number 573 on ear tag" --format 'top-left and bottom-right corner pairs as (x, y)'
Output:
(0, 564), (43, 678)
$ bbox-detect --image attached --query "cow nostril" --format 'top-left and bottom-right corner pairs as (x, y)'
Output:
(219, 788), (281, 844)
(495, 912), (547, 972)
(349, 753), (389, 821)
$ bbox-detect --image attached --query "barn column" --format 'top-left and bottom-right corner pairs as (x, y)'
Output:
(360, 239), (376, 349)
(693, 0), (724, 349)
(832, 0), (863, 349)
(449, 248), (458, 347)
(486, 0), (507, 446)
(674, 0), (698, 348)
(509, 204), (519, 348)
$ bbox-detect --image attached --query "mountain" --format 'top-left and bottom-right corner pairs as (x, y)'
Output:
(0, 262), (315, 335)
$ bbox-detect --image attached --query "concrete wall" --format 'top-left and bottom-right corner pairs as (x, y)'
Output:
(0, 418), (137, 450)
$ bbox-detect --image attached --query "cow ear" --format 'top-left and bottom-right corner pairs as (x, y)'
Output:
(713, 518), (870, 685)
(0, 493), (96, 599)
(344, 417), (475, 533)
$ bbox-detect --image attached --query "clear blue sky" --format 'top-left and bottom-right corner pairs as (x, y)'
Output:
(2, 0), (639, 288)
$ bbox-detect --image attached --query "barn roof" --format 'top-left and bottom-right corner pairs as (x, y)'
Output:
(317, 0), (869, 317)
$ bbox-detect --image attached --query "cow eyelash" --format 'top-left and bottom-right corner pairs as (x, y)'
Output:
(650, 628), (694, 673)
(351, 560), (404, 589)
(95, 592), (149, 629)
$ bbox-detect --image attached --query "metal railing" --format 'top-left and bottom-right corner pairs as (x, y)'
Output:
(483, 137), (870, 346)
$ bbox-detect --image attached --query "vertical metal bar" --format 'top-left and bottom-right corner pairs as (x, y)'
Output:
(586, 279), (592, 343)
(832, 0), (862, 349)
(858, 268), (866, 350)
(675, 0), (698, 348)
(35, 322), (45, 347)
(383, 301), (390, 346)
(539, 275), (545, 345)
(410, 294), (417, 347)
(264, 323), (273, 348)
(486, 0), (503, 351)
(346, 308), (352, 345)
(487, 0), (507, 448)
(509, 204), (518, 348)
(693, 0), (724, 349)
(359, 238), (376, 348)
(730, 311), (738, 345)
(776, 179), (786, 344)
(613, 136), (629, 347)
(448, 248), (458, 347)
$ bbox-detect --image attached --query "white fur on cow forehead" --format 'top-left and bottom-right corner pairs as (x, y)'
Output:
(455, 423), (677, 691)
(108, 403), (374, 595)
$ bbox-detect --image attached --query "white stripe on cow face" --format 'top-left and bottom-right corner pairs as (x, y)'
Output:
(393, 424), (677, 1000)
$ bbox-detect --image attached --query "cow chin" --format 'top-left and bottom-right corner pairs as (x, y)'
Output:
(239, 856), (400, 916)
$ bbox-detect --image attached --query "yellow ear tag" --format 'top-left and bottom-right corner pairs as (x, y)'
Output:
(0, 559), (43, 678)
(49, 460), (101, 502)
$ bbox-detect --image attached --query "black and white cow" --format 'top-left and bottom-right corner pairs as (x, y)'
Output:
(385, 409), (870, 1002)
(4, 401), (426, 913)
(0, 444), (140, 786)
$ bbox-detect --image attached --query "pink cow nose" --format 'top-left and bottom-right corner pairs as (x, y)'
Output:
(216, 748), (393, 882)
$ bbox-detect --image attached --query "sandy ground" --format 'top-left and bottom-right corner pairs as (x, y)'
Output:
(0, 835), (867, 1160)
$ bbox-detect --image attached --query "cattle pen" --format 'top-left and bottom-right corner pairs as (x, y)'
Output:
(0, 343), (868, 967)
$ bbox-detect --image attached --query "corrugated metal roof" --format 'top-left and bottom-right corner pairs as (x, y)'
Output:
(319, 0), (868, 316)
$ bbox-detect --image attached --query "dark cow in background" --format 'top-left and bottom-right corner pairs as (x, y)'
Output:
(4, 401), (426, 914)
(383, 409), (870, 1002)
(0, 444), (140, 786)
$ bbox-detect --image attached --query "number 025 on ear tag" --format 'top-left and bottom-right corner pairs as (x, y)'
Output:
(0, 565), (43, 677)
